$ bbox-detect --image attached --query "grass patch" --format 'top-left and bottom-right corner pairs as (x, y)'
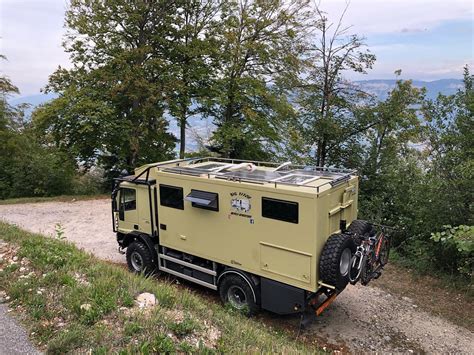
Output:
(0, 194), (108, 205)
(0, 222), (318, 353)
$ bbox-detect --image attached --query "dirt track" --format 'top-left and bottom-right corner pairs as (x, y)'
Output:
(1, 199), (473, 353)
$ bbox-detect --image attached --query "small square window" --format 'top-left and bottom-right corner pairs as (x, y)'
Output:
(262, 197), (298, 224)
(159, 184), (184, 209)
(120, 188), (136, 211)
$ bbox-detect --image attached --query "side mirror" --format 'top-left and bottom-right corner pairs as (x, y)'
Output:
(119, 209), (124, 221)
(112, 199), (117, 212)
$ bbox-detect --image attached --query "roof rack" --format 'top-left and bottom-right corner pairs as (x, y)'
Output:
(155, 157), (356, 194)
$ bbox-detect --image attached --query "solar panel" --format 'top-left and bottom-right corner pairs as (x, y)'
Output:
(274, 174), (319, 185)
(194, 163), (227, 171)
(156, 157), (356, 190)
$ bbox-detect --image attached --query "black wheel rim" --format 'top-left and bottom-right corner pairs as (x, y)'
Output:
(131, 251), (144, 271)
(227, 285), (247, 309)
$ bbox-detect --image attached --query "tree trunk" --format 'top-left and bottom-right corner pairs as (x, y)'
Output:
(320, 136), (327, 166)
(316, 140), (322, 166)
(179, 117), (186, 159)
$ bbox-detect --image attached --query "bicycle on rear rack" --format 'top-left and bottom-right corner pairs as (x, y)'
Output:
(349, 223), (391, 285)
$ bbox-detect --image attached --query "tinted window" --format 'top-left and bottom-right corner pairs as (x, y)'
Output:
(262, 197), (298, 224)
(159, 184), (184, 209)
(120, 188), (136, 211)
(186, 189), (219, 211)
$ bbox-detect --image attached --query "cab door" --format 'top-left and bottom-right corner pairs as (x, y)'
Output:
(117, 187), (139, 233)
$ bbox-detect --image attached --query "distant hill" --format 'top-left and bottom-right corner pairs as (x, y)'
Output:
(9, 93), (58, 107)
(354, 79), (463, 100)
(7, 79), (463, 151)
(9, 79), (462, 109)
(8, 93), (58, 117)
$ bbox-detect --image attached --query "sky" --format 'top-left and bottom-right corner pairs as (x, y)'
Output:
(0, 0), (473, 97)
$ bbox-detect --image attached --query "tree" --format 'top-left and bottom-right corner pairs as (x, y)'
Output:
(422, 66), (474, 228)
(205, 0), (311, 159)
(291, 4), (375, 166)
(165, 0), (224, 158)
(357, 78), (425, 228)
(355, 69), (473, 279)
(0, 54), (20, 130)
(34, 0), (178, 174)
(1, 55), (76, 198)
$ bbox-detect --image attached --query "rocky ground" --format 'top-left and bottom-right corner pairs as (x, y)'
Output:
(0, 198), (473, 353)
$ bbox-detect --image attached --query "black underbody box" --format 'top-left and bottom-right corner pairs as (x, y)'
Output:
(261, 277), (306, 315)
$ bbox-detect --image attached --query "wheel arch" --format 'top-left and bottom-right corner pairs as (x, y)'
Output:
(122, 232), (157, 264)
(217, 268), (259, 303)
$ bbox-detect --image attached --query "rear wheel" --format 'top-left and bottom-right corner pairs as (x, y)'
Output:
(126, 241), (156, 276)
(219, 274), (260, 316)
(379, 237), (390, 266)
(319, 233), (356, 291)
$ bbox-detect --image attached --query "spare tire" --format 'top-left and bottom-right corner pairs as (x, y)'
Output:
(348, 219), (374, 238)
(319, 233), (356, 291)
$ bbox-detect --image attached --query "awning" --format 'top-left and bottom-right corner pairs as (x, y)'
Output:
(185, 190), (218, 210)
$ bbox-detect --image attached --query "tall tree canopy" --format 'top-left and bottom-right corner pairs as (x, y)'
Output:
(421, 66), (474, 228)
(289, 5), (375, 166)
(34, 0), (178, 174)
(205, 0), (311, 159)
(165, 0), (224, 158)
(1, 55), (76, 198)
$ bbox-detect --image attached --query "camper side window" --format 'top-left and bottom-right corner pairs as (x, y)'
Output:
(262, 197), (299, 224)
(159, 185), (184, 209)
(120, 188), (136, 211)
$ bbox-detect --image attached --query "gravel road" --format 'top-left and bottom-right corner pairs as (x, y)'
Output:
(1, 198), (473, 353)
(0, 303), (40, 355)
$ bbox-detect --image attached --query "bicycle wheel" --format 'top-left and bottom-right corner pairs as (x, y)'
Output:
(360, 259), (370, 285)
(379, 236), (390, 266)
(349, 254), (363, 284)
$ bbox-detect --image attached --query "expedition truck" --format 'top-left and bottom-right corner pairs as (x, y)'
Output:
(111, 157), (390, 316)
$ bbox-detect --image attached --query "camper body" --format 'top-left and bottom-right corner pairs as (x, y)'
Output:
(112, 158), (361, 315)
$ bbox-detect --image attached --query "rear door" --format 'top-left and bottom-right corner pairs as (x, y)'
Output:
(328, 182), (357, 234)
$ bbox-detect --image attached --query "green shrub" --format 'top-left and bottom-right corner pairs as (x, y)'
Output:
(431, 225), (473, 278)
(72, 168), (106, 195)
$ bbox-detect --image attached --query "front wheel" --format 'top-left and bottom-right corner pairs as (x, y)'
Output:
(126, 241), (156, 276)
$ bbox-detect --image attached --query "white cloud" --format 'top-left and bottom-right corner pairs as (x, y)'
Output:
(348, 58), (474, 81)
(317, 0), (473, 35)
(0, 0), (71, 96)
(0, 0), (472, 96)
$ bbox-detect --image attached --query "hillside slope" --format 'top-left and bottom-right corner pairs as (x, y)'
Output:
(0, 199), (472, 353)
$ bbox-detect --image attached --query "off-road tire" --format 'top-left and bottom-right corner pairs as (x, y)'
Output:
(219, 274), (260, 316)
(348, 219), (374, 238)
(319, 233), (356, 291)
(126, 241), (156, 276)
